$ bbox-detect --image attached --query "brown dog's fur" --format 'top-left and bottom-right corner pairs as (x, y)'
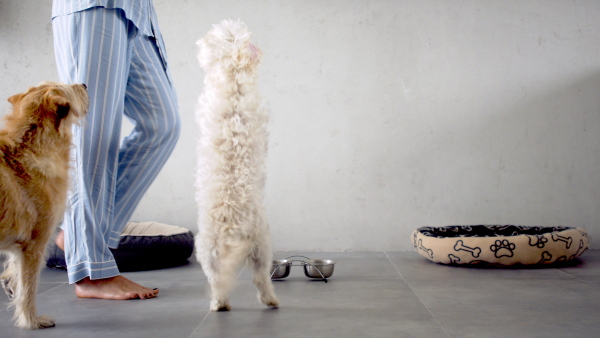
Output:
(0, 82), (87, 329)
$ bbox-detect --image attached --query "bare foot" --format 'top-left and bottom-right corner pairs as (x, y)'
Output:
(56, 230), (159, 300)
(75, 276), (159, 300)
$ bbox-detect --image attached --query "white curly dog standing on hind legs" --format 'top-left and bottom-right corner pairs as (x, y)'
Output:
(195, 19), (279, 312)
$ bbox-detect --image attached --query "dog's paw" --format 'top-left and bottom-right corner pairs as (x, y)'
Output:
(16, 315), (55, 330)
(210, 299), (231, 312)
(1, 277), (15, 300)
(33, 316), (56, 329)
(259, 294), (279, 308)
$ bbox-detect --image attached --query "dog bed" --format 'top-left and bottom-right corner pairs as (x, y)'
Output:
(47, 222), (194, 271)
(412, 225), (589, 265)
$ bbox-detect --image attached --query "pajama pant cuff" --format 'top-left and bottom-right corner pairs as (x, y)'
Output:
(67, 260), (120, 284)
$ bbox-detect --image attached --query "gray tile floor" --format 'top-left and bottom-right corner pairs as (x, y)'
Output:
(1, 250), (599, 337)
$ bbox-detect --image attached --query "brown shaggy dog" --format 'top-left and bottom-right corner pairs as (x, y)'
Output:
(0, 82), (87, 329)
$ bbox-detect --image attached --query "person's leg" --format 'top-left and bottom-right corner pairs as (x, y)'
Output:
(53, 7), (158, 299)
(76, 19), (180, 301)
(112, 32), (181, 238)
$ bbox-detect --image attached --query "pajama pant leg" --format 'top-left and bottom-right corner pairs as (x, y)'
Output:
(111, 30), (181, 244)
(52, 7), (180, 284)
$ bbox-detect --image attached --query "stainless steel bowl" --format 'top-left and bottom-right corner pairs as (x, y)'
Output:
(303, 259), (336, 278)
(271, 260), (291, 279)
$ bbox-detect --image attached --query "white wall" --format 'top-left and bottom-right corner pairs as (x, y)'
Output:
(1, 1), (599, 251)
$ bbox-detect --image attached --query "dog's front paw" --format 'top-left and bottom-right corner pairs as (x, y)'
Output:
(1, 277), (15, 299)
(210, 299), (231, 312)
(16, 315), (55, 330)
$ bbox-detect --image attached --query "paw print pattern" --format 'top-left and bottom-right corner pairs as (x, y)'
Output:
(527, 235), (548, 248)
(490, 240), (516, 258)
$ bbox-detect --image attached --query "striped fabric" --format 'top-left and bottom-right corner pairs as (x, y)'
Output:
(52, 1), (180, 283)
(52, 0), (154, 36)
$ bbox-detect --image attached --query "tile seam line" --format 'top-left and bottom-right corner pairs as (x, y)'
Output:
(189, 311), (212, 338)
(384, 251), (452, 338)
(36, 282), (67, 297)
(188, 262), (247, 337)
(555, 267), (594, 286)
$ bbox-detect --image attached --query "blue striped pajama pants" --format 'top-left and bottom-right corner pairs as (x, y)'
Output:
(52, 7), (180, 283)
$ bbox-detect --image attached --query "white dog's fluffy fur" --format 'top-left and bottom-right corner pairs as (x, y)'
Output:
(195, 19), (279, 311)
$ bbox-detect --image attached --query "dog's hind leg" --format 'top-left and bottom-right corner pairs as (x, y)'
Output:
(199, 258), (231, 311)
(206, 242), (249, 312)
(250, 236), (279, 309)
(12, 241), (55, 329)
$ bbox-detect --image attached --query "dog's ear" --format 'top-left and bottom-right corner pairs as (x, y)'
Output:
(50, 95), (71, 130)
(7, 93), (24, 105)
(56, 102), (70, 120)
(49, 95), (70, 118)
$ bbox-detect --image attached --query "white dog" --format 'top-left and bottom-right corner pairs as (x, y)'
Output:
(195, 19), (279, 311)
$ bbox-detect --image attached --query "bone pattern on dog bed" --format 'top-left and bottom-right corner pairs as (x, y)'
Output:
(412, 225), (589, 265)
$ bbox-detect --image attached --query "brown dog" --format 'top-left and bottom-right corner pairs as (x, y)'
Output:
(0, 82), (87, 329)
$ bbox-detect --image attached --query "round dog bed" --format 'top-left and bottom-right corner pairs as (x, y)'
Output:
(47, 222), (195, 272)
(412, 225), (589, 266)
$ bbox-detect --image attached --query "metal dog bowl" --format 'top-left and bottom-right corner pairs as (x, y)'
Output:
(303, 259), (336, 279)
(271, 260), (291, 279)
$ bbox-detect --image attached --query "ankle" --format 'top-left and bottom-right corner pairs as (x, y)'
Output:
(55, 230), (65, 251)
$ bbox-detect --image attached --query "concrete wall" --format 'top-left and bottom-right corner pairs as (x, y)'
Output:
(1, 0), (599, 251)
